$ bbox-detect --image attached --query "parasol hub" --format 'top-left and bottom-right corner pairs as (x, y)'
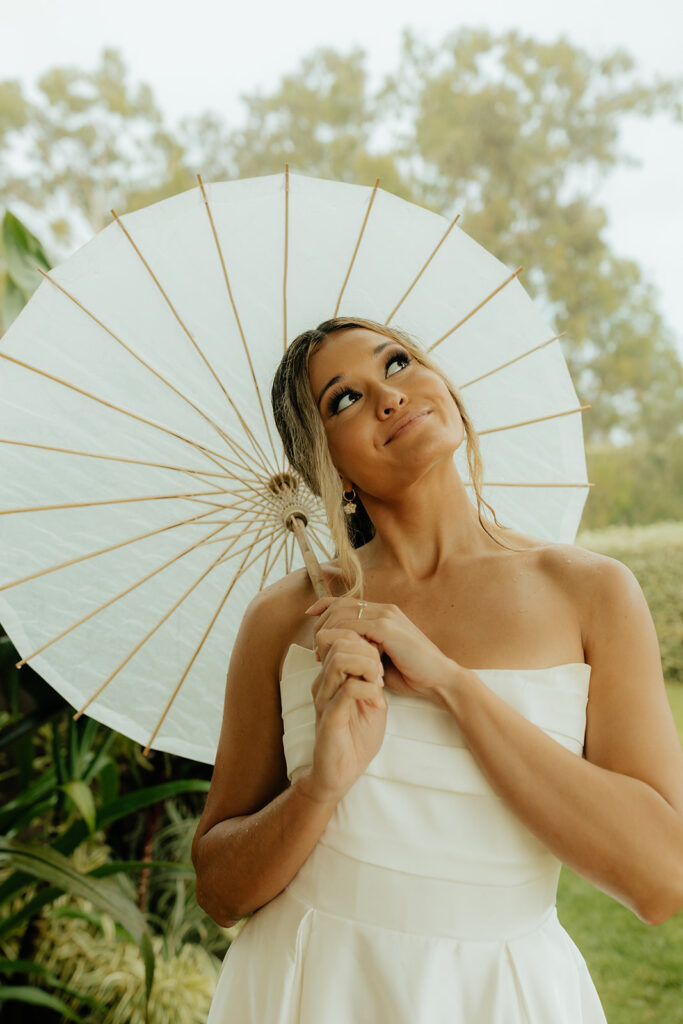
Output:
(268, 471), (314, 531)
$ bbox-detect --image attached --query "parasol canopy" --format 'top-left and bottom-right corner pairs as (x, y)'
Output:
(0, 169), (590, 763)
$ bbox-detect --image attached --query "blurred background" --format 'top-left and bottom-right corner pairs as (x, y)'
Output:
(1, 2), (681, 1021)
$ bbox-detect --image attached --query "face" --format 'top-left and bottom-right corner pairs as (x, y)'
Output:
(307, 327), (465, 498)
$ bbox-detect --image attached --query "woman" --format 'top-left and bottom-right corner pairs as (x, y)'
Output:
(194, 316), (683, 1022)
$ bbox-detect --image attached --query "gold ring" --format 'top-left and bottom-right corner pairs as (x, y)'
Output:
(357, 601), (367, 619)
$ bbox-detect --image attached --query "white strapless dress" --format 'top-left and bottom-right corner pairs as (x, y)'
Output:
(206, 643), (607, 1023)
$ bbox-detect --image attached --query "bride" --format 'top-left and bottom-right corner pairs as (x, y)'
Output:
(193, 316), (683, 1022)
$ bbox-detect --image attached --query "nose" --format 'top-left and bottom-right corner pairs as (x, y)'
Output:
(374, 379), (406, 416)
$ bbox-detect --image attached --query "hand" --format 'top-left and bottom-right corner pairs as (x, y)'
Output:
(306, 630), (388, 805)
(305, 595), (456, 704)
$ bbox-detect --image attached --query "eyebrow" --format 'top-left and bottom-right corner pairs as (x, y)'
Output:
(316, 341), (393, 410)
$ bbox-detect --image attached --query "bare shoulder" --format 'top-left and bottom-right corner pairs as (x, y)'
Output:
(254, 558), (346, 625)
(534, 537), (611, 582)
(533, 539), (640, 649)
(254, 559), (348, 680)
(543, 541), (683, 822)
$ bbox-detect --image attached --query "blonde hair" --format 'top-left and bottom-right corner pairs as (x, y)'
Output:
(271, 316), (520, 599)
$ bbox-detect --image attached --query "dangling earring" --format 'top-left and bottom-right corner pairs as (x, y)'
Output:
(342, 488), (357, 515)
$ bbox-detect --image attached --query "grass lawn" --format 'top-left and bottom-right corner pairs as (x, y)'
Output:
(555, 683), (683, 1022)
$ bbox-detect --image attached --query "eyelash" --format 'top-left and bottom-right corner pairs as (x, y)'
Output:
(326, 349), (412, 416)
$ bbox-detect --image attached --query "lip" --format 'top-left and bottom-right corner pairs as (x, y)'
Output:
(384, 409), (431, 445)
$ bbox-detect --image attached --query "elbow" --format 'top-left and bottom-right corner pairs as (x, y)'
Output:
(637, 872), (683, 926)
(192, 834), (243, 928)
(194, 873), (243, 928)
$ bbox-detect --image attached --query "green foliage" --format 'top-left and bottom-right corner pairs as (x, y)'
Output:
(35, 887), (221, 1024)
(0, 837), (150, 945)
(0, 41), (682, 1018)
(0, 211), (52, 332)
(666, 685), (683, 746)
(0, 81), (28, 142)
(0, 48), (193, 246)
(180, 30), (683, 446)
(582, 438), (683, 529)
(0, 984), (93, 1022)
(25, 801), (237, 1023)
(575, 521), (683, 683)
(2, 211), (51, 297)
(1, 36), (681, 445)
(0, 621), (214, 1020)
(557, 865), (683, 1022)
(557, 660), (683, 1022)
(185, 46), (409, 196)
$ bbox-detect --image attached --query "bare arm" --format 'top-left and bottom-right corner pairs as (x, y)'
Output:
(432, 555), (683, 925)
(193, 769), (337, 925)
(192, 580), (337, 925)
(192, 575), (385, 925)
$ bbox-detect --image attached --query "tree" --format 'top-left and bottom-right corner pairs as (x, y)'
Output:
(179, 46), (409, 196)
(380, 29), (683, 444)
(0, 48), (194, 255)
(1, 36), (681, 444)
(180, 29), (683, 445)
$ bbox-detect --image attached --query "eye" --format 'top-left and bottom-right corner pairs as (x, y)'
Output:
(327, 349), (411, 416)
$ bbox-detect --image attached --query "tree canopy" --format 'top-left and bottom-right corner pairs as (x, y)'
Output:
(1, 32), (681, 445)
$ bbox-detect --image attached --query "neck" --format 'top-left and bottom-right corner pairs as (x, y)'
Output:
(356, 461), (506, 582)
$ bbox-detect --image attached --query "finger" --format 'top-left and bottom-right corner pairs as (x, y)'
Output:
(304, 595), (336, 617)
(327, 647), (384, 685)
(316, 626), (383, 665)
(316, 628), (381, 665)
(310, 594), (366, 628)
(310, 667), (324, 699)
(313, 652), (384, 714)
(329, 678), (387, 712)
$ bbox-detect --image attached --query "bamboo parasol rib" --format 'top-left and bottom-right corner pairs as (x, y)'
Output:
(334, 179), (381, 317)
(38, 266), (270, 477)
(0, 490), (226, 517)
(477, 404), (591, 436)
(456, 334), (567, 390)
(109, 212), (275, 477)
(384, 213), (461, 326)
(0, 437), (236, 479)
(283, 164), (290, 354)
(17, 493), (285, 681)
(0, 506), (223, 593)
(427, 267), (524, 351)
(74, 517), (280, 739)
(197, 173), (281, 468)
(0, 168), (591, 762)
(0, 349), (250, 478)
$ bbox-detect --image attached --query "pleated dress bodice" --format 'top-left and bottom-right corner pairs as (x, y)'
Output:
(206, 642), (607, 1023)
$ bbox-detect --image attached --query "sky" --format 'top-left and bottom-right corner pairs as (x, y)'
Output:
(2, 0), (682, 358)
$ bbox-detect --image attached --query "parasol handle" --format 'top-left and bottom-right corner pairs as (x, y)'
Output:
(288, 514), (331, 600)
(289, 512), (383, 659)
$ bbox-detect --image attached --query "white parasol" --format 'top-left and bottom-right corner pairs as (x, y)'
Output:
(0, 169), (591, 763)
